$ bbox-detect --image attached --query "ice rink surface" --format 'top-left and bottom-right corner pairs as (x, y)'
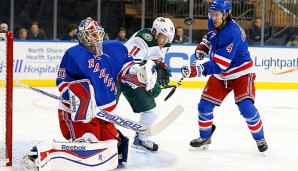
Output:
(3, 87), (298, 171)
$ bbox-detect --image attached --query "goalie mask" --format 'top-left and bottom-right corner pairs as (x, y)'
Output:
(151, 17), (175, 43)
(77, 17), (105, 57)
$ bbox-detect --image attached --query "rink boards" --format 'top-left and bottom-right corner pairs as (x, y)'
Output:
(10, 41), (298, 89)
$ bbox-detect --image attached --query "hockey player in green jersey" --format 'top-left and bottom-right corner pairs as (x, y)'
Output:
(117, 17), (175, 151)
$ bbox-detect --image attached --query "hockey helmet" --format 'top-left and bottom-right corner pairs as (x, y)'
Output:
(77, 17), (105, 56)
(151, 17), (175, 43)
(209, 0), (231, 13)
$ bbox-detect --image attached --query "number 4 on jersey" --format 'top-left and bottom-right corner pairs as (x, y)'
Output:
(226, 43), (233, 53)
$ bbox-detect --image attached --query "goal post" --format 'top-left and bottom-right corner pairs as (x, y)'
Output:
(0, 31), (13, 166)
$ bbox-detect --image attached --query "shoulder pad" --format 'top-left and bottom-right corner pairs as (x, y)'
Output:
(135, 28), (158, 47)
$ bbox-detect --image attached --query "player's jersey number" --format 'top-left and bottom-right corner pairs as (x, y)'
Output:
(57, 68), (66, 79)
(128, 46), (141, 56)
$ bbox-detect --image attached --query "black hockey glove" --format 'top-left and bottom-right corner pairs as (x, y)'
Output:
(155, 62), (172, 87)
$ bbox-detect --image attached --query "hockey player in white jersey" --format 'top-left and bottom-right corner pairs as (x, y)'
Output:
(117, 17), (175, 151)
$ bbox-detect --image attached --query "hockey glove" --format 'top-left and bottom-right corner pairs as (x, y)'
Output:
(121, 60), (157, 91)
(155, 62), (172, 87)
(181, 64), (204, 78)
(195, 36), (210, 60)
(139, 60), (157, 91)
(150, 82), (161, 98)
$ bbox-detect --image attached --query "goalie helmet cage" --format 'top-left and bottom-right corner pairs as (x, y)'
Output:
(0, 31), (13, 166)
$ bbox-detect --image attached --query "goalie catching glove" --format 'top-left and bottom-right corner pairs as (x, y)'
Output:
(195, 35), (210, 60)
(181, 63), (205, 78)
(120, 60), (157, 91)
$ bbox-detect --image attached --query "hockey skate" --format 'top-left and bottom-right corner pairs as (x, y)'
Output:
(21, 146), (39, 171)
(131, 133), (158, 152)
(189, 124), (216, 151)
(256, 138), (268, 152)
(189, 137), (212, 150)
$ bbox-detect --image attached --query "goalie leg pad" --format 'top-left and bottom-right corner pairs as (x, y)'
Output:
(58, 109), (120, 142)
(68, 79), (97, 123)
(22, 139), (118, 171)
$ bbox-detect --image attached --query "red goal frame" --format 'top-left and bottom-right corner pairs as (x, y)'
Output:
(0, 31), (13, 166)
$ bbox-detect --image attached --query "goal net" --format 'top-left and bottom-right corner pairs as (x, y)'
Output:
(0, 31), (13, 166)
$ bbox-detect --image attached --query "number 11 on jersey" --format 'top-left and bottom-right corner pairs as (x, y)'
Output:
(128, 46), (141, 57)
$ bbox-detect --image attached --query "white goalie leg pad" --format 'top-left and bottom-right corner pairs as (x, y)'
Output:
(68, 79), (97, 123)
(138, 107), (159, 141)
(28, 135), (118, 171)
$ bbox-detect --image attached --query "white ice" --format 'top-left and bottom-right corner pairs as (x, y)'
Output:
(2, 87), (298, 171)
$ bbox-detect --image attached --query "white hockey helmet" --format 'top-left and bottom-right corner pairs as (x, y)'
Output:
(151, 17), (175, 43)
(77, 17), (105, 57)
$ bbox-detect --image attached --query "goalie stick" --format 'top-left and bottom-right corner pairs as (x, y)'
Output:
(17, 82), (184, 136)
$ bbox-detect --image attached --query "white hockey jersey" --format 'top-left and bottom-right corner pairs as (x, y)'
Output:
(124, 28), (171, 63)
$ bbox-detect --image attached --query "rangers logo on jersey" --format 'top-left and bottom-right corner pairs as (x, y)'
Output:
(142, 33), (153, 41)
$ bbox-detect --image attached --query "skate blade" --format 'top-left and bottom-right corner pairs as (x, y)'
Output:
(189, 144), (209, 151)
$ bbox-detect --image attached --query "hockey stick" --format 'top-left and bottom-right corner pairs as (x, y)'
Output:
(17, 81), (66, 102)
(161, 85), (175, 89)
(17, 82), (184, 136)
(164, 60), (198, 101)
(164, 77), (184, 101)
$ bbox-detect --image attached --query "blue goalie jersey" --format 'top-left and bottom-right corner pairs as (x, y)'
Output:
(56, 40), (133, 112)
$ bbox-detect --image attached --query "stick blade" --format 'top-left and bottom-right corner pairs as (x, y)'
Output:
(138, 105), (184, 136)
(164, 87), (177, 101)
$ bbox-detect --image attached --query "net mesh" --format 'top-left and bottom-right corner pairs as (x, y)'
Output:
(0, 32), (8, 166)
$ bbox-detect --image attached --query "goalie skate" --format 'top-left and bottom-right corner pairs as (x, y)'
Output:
(189, 124), (216, 151)
(131, 133), (158, 152)
(21, 146), (38, 171)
